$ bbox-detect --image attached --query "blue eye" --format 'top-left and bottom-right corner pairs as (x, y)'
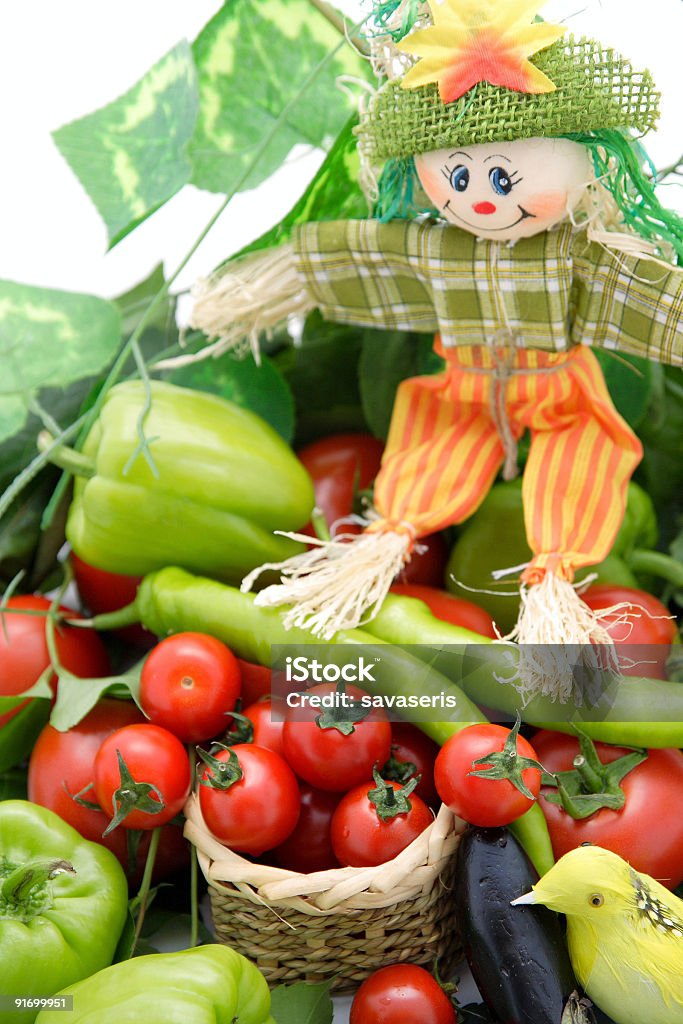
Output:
(450, 165), (470, 192)
(489, 167), (513, 195)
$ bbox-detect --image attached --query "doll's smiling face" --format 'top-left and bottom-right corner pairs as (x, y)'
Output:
(414, 138), (592, 240)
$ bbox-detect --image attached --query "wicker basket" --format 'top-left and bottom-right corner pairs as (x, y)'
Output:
(184, 794), (465, 991)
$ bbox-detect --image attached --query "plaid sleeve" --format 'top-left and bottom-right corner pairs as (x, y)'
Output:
(292, 220), (438, 333)
(571, 238), (683, 366)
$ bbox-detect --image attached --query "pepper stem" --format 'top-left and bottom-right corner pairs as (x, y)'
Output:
(37, 431), (96, 478)
(1, 859), (76, 903)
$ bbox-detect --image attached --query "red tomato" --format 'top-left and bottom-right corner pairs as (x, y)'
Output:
(581, 584), (677, 679)
(237, 659), (272, 706)
(0, 595), (110, 728)
(350, 964), (457, 1024)
(533, 730), (683, 888)
(27, 699), (188, 881)
(296, 433), (385, 536)
(272, 784), (341, 873)
(241, 698), (286, 758)
(94, 724), (191, 831)
(434, 724), (541, 827)
(396, 532), (450, 587)
(390, 584), (497, 638)
(382, 722), (440, 807)
(71, 552), (154, 648)
(139, 632), (241, 743)
(282, 683), (392, 792)
(331, 779), (433, 867)
(198, 744), (300, 855)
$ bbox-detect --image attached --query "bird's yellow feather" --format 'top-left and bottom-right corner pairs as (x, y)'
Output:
(516, 846), (683, 1024)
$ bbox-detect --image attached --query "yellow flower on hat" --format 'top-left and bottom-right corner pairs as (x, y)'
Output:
(398, 0), (565, 104)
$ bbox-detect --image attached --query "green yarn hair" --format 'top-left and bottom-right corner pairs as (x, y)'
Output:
(566, 130), (683, 265)
(365, 0), (422, 42)
(373, 157), (437, 222)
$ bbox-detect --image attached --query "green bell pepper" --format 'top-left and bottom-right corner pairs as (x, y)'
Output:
(35, 945), (275, 1024)
(43, 380), (314, 583)
(445, 479), (678, 633)
(0, 801), (128, 1024)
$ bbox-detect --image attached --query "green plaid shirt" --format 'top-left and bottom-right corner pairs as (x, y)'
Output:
(292, 220), (683, 365)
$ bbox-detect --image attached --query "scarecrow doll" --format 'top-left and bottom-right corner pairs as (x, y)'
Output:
(189, 0), (683, 700)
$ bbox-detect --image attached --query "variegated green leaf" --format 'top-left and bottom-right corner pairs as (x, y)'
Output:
(190, 0), (369, 194)
(0, 281), (121, 443)
(53, 42), (199, 247)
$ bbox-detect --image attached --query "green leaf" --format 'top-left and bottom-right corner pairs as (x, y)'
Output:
(359, 330), (444, 439)
(53, 43), (199, 248)
(274, 312), (369, 444)
(0, 280), (122, 444)
(269, 980), (334, 1024)
(0, 769), (28, 801)
(169, 351), (294, 442)
(50, 662), (144, 732)
(593, 350), (654, 429)
(189, 0), (368, 195)
(115, 264), (173, 337)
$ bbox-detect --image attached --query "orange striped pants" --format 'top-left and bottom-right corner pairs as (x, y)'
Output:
(371, 343), (643, 583)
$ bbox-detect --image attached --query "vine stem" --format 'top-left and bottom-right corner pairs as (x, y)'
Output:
(40, 14), (367, 529)
(132, 825), (162, 950)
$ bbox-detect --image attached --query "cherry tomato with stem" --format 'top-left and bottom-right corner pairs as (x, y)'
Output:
(197, 744), (300, 855)
(282, 682), (392, 792)
(27, 699), (188, 882)
(94, 723), (191, 832)
(139, 632), (241, 744)
(350, 964), (457, 1024)
(434, 720), (542, 827)
(331, 769), (433, 867)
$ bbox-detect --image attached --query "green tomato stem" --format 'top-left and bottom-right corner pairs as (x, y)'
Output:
(132, 825), (161, 951)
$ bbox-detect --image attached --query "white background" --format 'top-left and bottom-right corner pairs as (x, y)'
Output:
(0, 0), (681, 308)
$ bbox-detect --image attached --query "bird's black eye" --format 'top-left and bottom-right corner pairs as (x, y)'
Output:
(489, 166), (513, 195)
(450, 165), (470, 192)
(589, 893), (604, 907)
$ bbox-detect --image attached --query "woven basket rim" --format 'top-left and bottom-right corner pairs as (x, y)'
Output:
(184, 793), (465, 914)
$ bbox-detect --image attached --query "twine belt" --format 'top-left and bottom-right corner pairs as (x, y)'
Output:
(450, 338), (572, 481)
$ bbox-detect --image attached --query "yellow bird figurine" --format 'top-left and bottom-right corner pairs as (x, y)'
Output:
(512, 846), (683, 1024)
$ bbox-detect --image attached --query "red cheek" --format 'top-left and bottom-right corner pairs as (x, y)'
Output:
(415, 163), (441, 198)
(525, 191), (568, 220)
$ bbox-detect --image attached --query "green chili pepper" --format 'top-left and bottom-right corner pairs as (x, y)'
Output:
(367, 593), (683, 748)
(41, 380), (314, 583)
(444, 479), (678, 633)
(34, 945), (275, 1024)
(0, 800), (128, 1024)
